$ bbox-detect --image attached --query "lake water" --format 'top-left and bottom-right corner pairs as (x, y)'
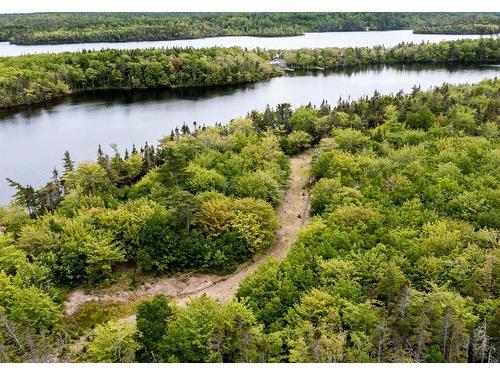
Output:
(0, 30), (496, 57)
(0, 64), (498, 205)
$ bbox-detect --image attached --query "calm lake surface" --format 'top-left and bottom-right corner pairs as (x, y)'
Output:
(0, 64), (498, 204)
(0, 30), (496, 57)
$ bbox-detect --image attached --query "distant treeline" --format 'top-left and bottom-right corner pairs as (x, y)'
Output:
(414, 23), (500, 35)
(0, 12), (498, 45)
(1, 38), (499, 109)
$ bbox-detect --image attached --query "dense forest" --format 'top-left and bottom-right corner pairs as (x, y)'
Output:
(414, 23), (500, 35)
(3, 119), (292, 283)
(263, 37), (500, 70)
(1, 38), (499, 109)
(0, 13), (498, 45)
(0, 47), (281, 109)
(237, 79), (500, 363)
(0, 77), (498, 362)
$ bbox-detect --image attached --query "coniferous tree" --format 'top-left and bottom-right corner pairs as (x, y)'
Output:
(61, 151), (75, 194)
(181, 123), (190, 135)
(319, 99), (331, 116)
(97, 145), (106, 167)
(43, 168), (62, 212)
(62, 151), (75, 175)
(276, 103), (293, 134)
(6, 178), (37, 217)
(261, 105), (276, 131)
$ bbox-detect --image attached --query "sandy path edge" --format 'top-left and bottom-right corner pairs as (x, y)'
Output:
(64, 149), (313, 316)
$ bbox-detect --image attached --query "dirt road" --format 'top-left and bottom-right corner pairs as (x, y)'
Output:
(65, 149), (313, 315)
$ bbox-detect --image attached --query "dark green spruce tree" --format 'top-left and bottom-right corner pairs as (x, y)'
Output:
(135, 295), (173, 362)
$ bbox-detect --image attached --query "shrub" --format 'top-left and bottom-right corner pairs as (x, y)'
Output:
(86, 320), (139, 363)
(281, 130), (313, 155)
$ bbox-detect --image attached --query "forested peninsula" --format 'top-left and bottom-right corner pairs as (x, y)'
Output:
(0, 38), (498, 109)
(0, 13), (498, 45)
(1, 78), (498, 362)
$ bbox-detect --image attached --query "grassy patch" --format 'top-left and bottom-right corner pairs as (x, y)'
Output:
(67, 299), (140, 337)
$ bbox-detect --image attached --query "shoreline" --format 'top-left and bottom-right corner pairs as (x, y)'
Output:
(1, 60), (499, 112)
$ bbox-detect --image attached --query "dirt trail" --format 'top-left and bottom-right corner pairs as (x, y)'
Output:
(65, 150), (313, 315)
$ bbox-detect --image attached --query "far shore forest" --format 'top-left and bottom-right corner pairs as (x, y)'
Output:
(0, 13), (498, 45)
(0, 38), (498, 109)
